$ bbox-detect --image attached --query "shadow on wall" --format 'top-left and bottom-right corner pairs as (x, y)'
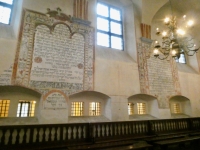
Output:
(0, 85), (41, 125)
(68, 91), (111, 123)
(128, 94), (159, 120)
(169, 95), (192, 118)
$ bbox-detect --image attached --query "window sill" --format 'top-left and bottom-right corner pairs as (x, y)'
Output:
(0, 117), (38, 125)
(68, 115), (110, 123)
(171, 113), (190, 118)
(129, 114), (157, 120)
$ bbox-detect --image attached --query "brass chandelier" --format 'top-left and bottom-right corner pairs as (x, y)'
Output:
(152, 0), (199, 60)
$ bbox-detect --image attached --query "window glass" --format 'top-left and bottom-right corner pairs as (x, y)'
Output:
(89, 102), (100, 116)
(176, 53), (186, 63)
(0, 0), (13, 4)
(97, 3), (108, 17)
(97, 17), (109, 32)
(0, 100), (10, 117)
(97, 32), (109, 47)
(0, 6), (11, 24)
(110, 8), (121, 21)
(137, 103), (146, 114)
(17, 100), (36, 117)
(0, 0), (13, 24)
(97, 2), (123, 50)
(111, 21), (122, 35)
(128, 103), (134, 115)
(71, 102), (84, 116)
(173, 103), (181, 114)
(111, 36), (122, 50)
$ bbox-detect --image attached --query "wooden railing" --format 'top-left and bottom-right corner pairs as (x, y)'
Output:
(0, 123), (89, 149)
(90, 120), (150, 142)
(0, 117), (200, 149)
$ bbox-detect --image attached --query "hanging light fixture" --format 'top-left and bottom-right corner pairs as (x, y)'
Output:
(152, 0), (199, 60)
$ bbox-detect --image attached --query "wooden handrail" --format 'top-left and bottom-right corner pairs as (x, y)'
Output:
(0, 117), (200, 149)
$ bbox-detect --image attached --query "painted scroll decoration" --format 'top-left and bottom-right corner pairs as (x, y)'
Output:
(137, 24), (181, 108)
(5, 9), (94, 109)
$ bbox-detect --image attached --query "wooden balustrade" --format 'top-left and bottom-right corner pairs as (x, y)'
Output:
(0, 123), (89, 148)
(90, 120), (150, 141)
(0, 117), (200, 149)
(150, 118), (190, 134)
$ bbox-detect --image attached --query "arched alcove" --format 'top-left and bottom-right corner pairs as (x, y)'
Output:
(128, 94), (159, 120)
(0, 85), (41, 125)
(169, 95), (192, 118)
(68, 91), (111, 123)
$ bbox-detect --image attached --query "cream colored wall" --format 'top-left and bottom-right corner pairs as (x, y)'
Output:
(0, 88), (40, 125)
(0, 0), (200, 124)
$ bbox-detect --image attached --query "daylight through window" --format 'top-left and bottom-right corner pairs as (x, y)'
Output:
(71, 102), (84, 116)
(0, 0), (14, 24)
(128, 102), (134, 115)
(137, 103), (146, 114)
(97, 2), (123, 50)
(176, 53), (186, 64)
(173, 103), (181, 114)
(17, 100), (36, 117)
(0, 100), (10, 117)
(89, 102), (100, 116)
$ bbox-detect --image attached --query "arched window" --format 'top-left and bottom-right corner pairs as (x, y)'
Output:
(169, 95), (192, 117)
(128, 94), (159, 120)
(0, 0), (14, 24)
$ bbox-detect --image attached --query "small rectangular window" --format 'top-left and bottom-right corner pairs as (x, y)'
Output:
(17, 100), (36, 117)
(128, 103), (134, 115)
(0, 0), (14, 24)
(97, 2), (123, 50)
(173, 103), (181, 114)
(0, 100), (10, 117)
(71, 102), (83, 116)
(89, 102), (100, 116)
(137, 103), (146, 114)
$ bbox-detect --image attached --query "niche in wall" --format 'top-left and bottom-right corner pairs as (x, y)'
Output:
(169, 95), (192, 118)
(128, 94), (159, 120)
(0, 85), (41, 125)
(68, 91), (111, 123)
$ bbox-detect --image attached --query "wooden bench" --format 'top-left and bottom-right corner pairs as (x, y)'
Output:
(67, 141), (153, 150)
(154, 136), (200, 150)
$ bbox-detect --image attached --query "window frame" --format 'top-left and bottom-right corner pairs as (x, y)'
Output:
(0, 100), (10, 117)
(137, 102), (146, 115)
(17, 100), (36, 117)
(172, 103), (181, 114)
(128, 102), (134, 115)
(96, 1), (124, 50)
(71, 102), (84, 116)
(89, 102), (101, 116)
(0, 0), (14, 25)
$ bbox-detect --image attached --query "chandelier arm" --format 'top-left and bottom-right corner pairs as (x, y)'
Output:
(186, 43), (196, 49)
(185, 51), (196, 56)
(157, 54), (170, 60)
(185, 37), (194, 42)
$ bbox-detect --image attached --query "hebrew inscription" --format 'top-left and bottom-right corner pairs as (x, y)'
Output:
(30, 24), (84, 90)
(137, 41), (181, 109)
(0, 65), (13, 85)
(44, 92), (67, 109)
(12, 9), (94, 95)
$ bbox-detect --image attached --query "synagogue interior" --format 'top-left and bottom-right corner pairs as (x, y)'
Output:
(0, 0), (200, 149)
